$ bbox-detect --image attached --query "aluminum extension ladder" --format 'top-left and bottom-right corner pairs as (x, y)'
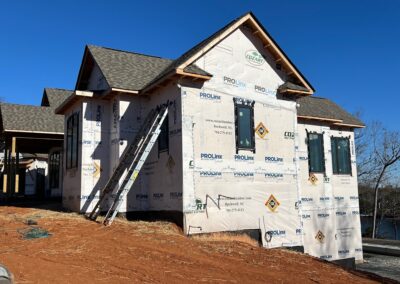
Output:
(88, 104), (169, 226)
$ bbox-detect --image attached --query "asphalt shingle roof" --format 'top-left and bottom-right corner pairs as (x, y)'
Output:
(44, 88), (73, 109)
(0, 103), (64, 133)
(85, 12), (313, 93)
(297, 96), (364, 127)
(87, 45), (212, 92)
(278, 82), (309, 93)
(88, 45), (175, 91)
(85, 11), (242, 92)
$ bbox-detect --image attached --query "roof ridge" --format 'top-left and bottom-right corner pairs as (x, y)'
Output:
(142, 13), (248, 89)
(87, 44), (173, 61)
(44, 87), (74, 92)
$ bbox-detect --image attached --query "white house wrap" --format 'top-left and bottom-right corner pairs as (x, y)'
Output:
(56, 12), (365, 264)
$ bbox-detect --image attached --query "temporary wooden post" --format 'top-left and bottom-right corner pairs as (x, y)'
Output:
(2, 174), (7, 194)
(3, 147), (8, 194)
(11, 137), (16, 158)
(15, 147), (19, 194)
(15, 174), (19, 194)
(11, 137), (16, 195)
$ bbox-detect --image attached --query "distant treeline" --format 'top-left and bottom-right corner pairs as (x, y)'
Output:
(359, 185), (400, 218)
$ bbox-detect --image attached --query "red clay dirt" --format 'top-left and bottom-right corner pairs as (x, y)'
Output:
(0, 206), (379, 283)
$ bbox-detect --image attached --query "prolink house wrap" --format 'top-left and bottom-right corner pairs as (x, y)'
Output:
(57, 12), (364, 263)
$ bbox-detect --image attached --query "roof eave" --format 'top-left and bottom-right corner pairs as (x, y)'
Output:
(55, 90), (99, 114)
(140, 69), (212, 95)
(279, 89), (313, 96)
(332, 122), (366, 129)
(3, 129), (64, 135)
(297, 115), (343, 123)
(297, 116), (365, 129)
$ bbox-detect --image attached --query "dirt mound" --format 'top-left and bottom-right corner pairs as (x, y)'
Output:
(0, 206), (378, 283)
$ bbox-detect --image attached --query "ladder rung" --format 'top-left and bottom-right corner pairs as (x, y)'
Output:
(88, 106), (168, 224)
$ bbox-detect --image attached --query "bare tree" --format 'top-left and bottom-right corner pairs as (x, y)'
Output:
(368, 123), (400, 238)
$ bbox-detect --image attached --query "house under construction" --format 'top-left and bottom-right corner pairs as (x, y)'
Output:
(5, 12), (365, 265)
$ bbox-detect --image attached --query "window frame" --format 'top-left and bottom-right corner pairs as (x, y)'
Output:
(158, 113), (169, 155)
(331, 136), (352, 175)
(49, 151), (61, 189)
(234, 98), (255, 153)
(307, 131), (325, 174)
(66, 112), (79, 169)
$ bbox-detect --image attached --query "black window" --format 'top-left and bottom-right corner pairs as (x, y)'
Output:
(331, 137), (351, 175)
(158, 114), (169, 153)
(234, 99), (255, 153)
(49, 151), (61, 188)
(307, 132), (325, 173)
(66, 113), (79, 169)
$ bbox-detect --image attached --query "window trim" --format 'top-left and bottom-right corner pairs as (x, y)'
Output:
(331, 136), (352, 176)
(66, 112), (79, 170)
(306, 131), (325, 174)
(234, 98), (255, 153)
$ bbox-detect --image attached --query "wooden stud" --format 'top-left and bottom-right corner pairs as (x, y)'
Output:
(11, 137), (16, 158)
(15, 174), (19, 194)
(3, 174), (7, 194)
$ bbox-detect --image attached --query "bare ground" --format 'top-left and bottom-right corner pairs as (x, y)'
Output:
(0, 206), (381, 283)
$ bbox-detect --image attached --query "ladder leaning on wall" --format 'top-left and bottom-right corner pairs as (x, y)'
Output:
(87, 103), (169, 226)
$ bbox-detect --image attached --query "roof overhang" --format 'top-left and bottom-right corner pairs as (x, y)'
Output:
(332, 122), (366, 128)
(141, 68), (212, 94)
(297, 115), (365, 128)
(55, 90), (97, 114)
(3, 130), (64, 135)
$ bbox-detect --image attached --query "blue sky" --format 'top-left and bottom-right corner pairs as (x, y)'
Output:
(0, 1), (399, 130)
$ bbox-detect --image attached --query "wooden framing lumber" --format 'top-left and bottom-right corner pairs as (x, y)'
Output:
(11, 137), (16, 158)
(298, 115), (365, 128)
(333, 122), (366, 128)
(175, 69), (212, 80)
(3, 174), (7, 194)
(15, 174), (19, 194)
(297, 115), (343, 123)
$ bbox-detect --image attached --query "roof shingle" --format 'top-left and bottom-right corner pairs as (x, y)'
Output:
(87, 45), (174, 91)
(43, 88), (74, 109)
(0, 104), (64, 134)
(297, 96), (364, 127)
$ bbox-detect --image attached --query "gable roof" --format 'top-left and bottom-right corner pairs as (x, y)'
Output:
(76, 12), (313, 95)
(0, 103), (64, 134)
(76, 45), (212, 92)
(85, 45), (174, 91)
(42, 88), (74, 109)
(297, 96), (364, 128)
(167, 11), (314, 94)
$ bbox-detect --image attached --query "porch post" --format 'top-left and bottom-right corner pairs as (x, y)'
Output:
(11, 137), (17, 195)
(3, 147), (7, 194)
